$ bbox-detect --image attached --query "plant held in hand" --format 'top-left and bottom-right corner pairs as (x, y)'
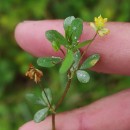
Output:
(25, 15), (109, 130)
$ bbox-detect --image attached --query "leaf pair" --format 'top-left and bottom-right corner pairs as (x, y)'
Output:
(64, 16), (93, 49)
(64, 16), (83, 45)
(76, 54), (100, 83)
(34, 88), (52, 123)
(26, 88), (53, 123)
(46, 16), (83, 51)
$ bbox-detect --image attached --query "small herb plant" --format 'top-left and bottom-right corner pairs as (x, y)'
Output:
(25, 15), (109, 130)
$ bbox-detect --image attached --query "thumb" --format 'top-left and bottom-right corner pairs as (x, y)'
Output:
(19, 89), (130, 130)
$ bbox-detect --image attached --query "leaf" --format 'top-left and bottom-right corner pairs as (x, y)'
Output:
(80, 54), (100, 69)
(52, 41), (60, 51)
(26, 93), (46, 106)
(59, 50), (74, 74)
(70, 50), (81, 75)
(76, 70), (90, 83)
(64, 16), (75, 41)
(42, 88), (52, 106)
(77, 39), (92, 49)
(37, 57), (62, 68)
(34, 108), (49, 123)
(64, 16), (75, 31)
(45, 30), (68, 46)
(69, 18), (83, 43)
(73, 50), (81, 69)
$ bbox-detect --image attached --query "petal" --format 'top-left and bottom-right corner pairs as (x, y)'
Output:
(98, 28), (110, 36)
(104, 18), (108, 23)
(90, 22), (97, 31)
(94, 17), (98, 22)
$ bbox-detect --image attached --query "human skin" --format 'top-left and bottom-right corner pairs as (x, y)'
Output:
(15, 21), (130, 130)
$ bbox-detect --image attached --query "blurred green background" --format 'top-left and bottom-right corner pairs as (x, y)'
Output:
(0, 0), (130, 130)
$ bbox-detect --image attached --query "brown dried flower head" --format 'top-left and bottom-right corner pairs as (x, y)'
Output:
(25, 64), (43, 83)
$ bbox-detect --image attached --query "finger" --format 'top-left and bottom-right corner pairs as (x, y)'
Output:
(15, 21), (130, 75)
(19, 89), (130, 130)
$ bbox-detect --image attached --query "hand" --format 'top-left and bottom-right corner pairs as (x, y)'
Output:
(15, 21), (130, 130)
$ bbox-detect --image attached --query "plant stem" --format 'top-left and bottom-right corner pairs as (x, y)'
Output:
(50, 70), (73, 130)
(82, 33), (97, 57)
(52, 113), (56, 130)
(55, 78), (72, 110)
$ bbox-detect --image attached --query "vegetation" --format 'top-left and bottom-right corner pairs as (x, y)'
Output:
(0, 0), (130, 130)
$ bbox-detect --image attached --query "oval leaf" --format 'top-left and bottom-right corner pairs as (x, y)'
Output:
(26, 93), (46, 106)
(42, 88), (52, 105)
(34, 108), (48, 123)
(76, 70), (90, 83)
(80, 54), (100, 69)
(73, 50), (81, 69)
(45, 30), (68, 46)
(37, 57), (62, 68)
(64, 16), (75, 30)
(59, 50), (74, 74)
(74, 50), (81, 63)
(77, 39), (92, 49)
(70, 18), (83, 43)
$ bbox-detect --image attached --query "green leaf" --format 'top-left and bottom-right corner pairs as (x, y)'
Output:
(34, 108), (49, 123)
(42, 88), (52, 106)
(37, 57), (62, 68)
(45, 30), (68, 46)
(70, 50), (81, 76)
(76, 70), (90, 83)
(59, 50), (74, 74)
(52, 41), (60, 51)
(26, 93), (46, 106)
(69, 18), (83, 43)
(73, 50), (81, 69)
(64, 16), (75, 31)
(77, 39), (92, 49)
(80, 54), (100, 69)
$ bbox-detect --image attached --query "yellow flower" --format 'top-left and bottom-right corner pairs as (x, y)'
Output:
(94, 15), (107, 29)
(25, 64), (43, 83)
(90, 15), (110, 36)
(98, 28), (110, 36)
